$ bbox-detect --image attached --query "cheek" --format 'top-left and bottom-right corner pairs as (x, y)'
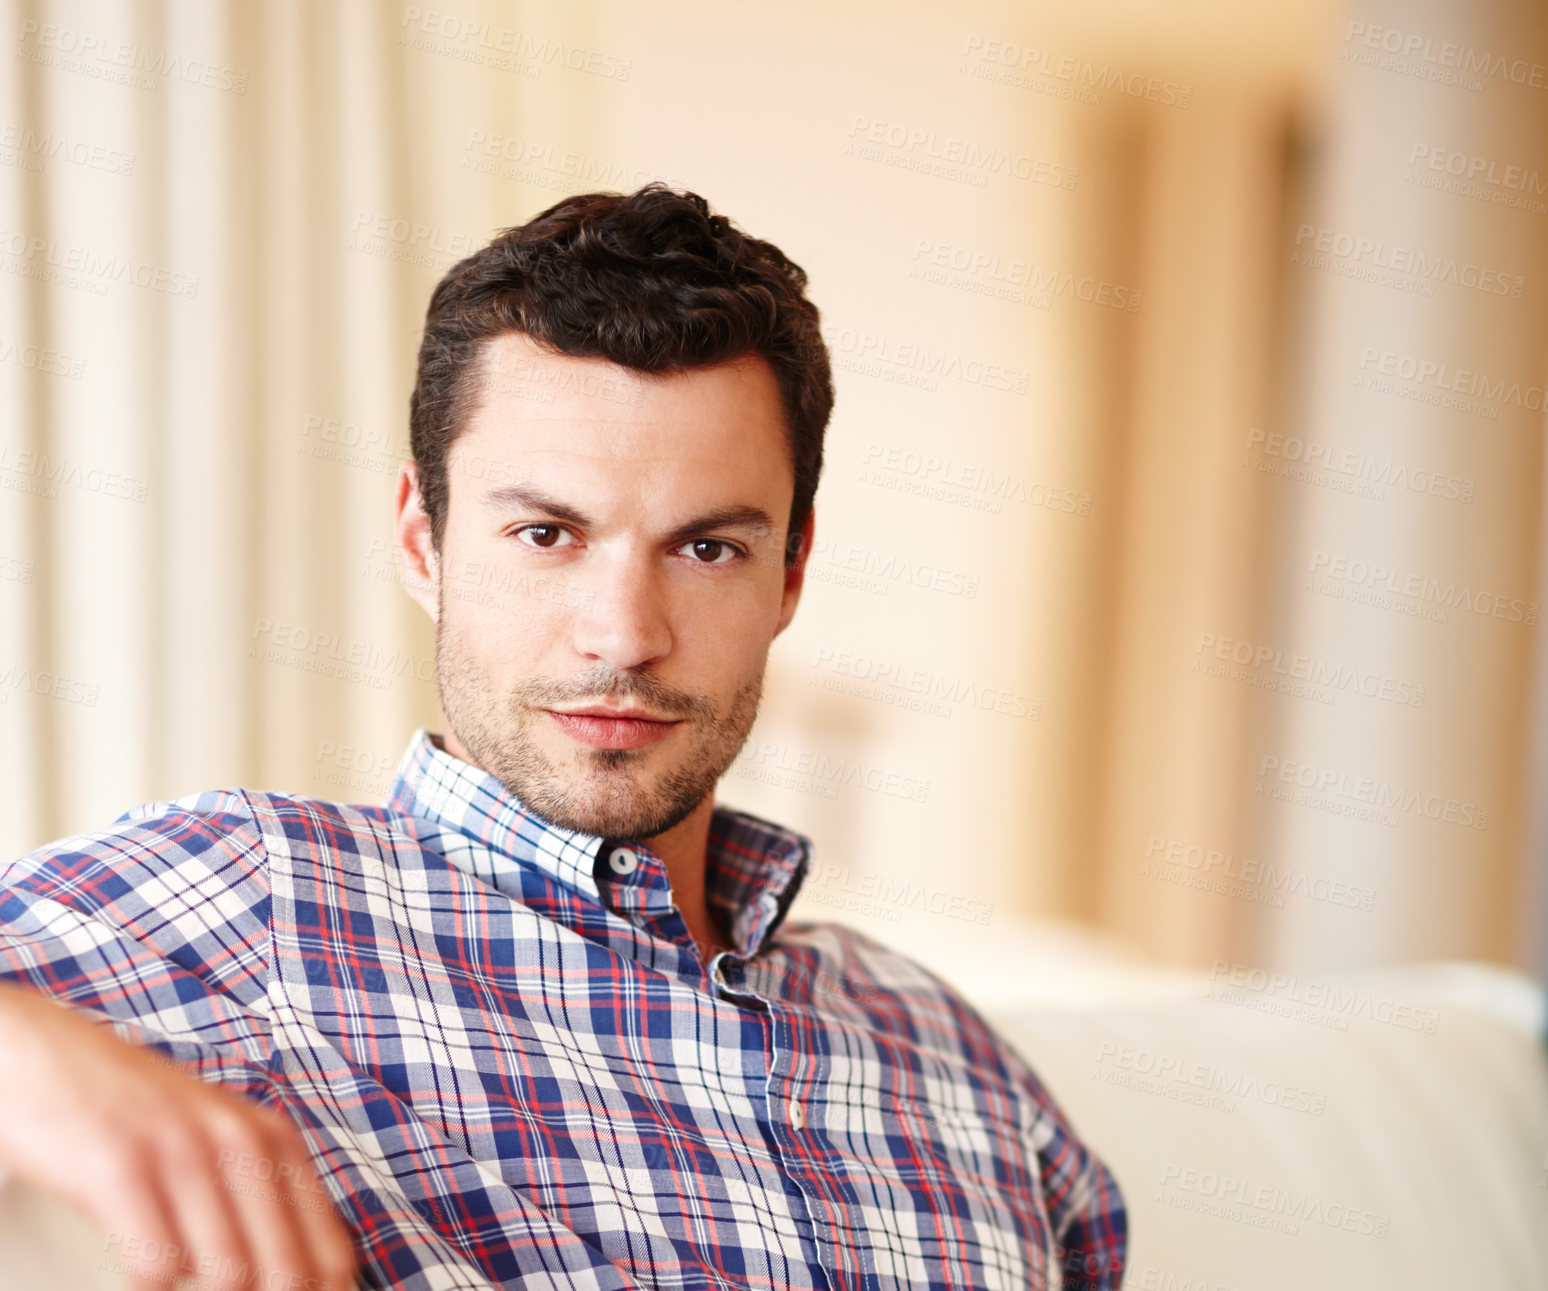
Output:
(441, 548), (569, 633)
(678, 615), (770, 686)
(677, 569), (784, 634)
(438, 588), (560, 689)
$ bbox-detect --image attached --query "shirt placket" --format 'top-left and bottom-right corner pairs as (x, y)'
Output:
(594, 840), (705, 981)
(715, 957), (873, 1291)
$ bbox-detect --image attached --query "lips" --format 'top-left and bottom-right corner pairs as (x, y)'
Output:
(546, 709), (682, 751)
(552, 707), (673, 721)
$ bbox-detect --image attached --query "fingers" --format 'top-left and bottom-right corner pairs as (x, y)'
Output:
(264, 1125), (359, 1290)
(160, 1119), (263, 1290)
(90, 1155), (189, 1291)
(85, 1093), (356, 1291)
(206, 1104), (358, 1291)
(220, 1142), (323, 1288)
(0, 989), (360, 1291)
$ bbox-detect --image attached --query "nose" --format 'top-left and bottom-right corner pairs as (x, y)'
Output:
(568, 547), (674, 671)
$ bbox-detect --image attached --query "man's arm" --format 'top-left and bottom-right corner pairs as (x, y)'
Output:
(0, 802), (358, 1291)
(0, 802), (655, 1291)
(1000, 1041), (1128, 1291)
(0, 978), (356, 1291)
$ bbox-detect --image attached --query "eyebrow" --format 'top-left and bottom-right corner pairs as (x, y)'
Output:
(481, 484), (780, 546)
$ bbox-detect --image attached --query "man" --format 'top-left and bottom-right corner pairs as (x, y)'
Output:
(0, 183), (1127, 1291)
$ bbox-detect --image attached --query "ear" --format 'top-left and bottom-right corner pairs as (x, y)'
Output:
(774, 509), (815, 638)
(394, 461), (439, 623)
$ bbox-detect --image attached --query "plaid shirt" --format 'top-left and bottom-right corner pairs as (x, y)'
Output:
(0, 727), (1127, 1290)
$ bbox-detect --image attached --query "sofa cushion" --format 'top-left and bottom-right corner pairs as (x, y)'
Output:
(982, 960), (1548, 1291)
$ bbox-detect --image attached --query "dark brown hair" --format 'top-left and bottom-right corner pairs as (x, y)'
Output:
(409, 182), (832, 566)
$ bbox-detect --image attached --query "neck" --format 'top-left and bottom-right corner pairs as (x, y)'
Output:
(638, 799), (732, 961)
(438, 730), (730, 960)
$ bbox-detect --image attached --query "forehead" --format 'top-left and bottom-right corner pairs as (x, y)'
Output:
(453, 330), (790, 475)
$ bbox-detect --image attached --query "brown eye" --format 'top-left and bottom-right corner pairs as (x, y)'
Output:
(515, 524), (572, 550)
(686, 539), (739, 564)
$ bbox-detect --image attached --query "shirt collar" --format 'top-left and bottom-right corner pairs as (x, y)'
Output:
(383, 727), (814, 955)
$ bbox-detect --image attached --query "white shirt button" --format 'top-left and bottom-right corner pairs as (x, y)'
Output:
(789, 1101), (804, 1130)
(608, 847), (639, 875)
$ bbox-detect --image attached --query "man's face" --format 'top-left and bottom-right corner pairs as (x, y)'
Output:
(395, 331), (811, 843)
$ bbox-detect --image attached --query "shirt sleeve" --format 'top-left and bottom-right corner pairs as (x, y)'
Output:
(0, 805), (528, 1291)
(796, 918), (1129, 1290)
(998, 1038), (1128, 1291)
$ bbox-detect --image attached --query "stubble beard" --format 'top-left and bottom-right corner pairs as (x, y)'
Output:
(432, 585), (765, 841)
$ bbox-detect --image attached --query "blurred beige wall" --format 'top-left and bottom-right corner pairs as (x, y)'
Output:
(3, 0), (1545, 977)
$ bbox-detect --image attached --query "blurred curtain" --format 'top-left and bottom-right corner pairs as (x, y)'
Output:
(1246, 0), (1548, 971)
(1086, 0), (1548, 973)
(0, 0), (550, 845)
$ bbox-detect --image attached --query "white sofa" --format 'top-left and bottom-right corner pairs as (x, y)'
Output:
(904, 916), (1548, 1291)
(2, 916), (1544, 1290)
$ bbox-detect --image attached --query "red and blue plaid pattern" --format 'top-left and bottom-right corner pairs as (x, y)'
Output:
(0, 727), (1126, 1289)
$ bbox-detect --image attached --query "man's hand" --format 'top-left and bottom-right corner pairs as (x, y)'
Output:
(0, 981), (358, 1291)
